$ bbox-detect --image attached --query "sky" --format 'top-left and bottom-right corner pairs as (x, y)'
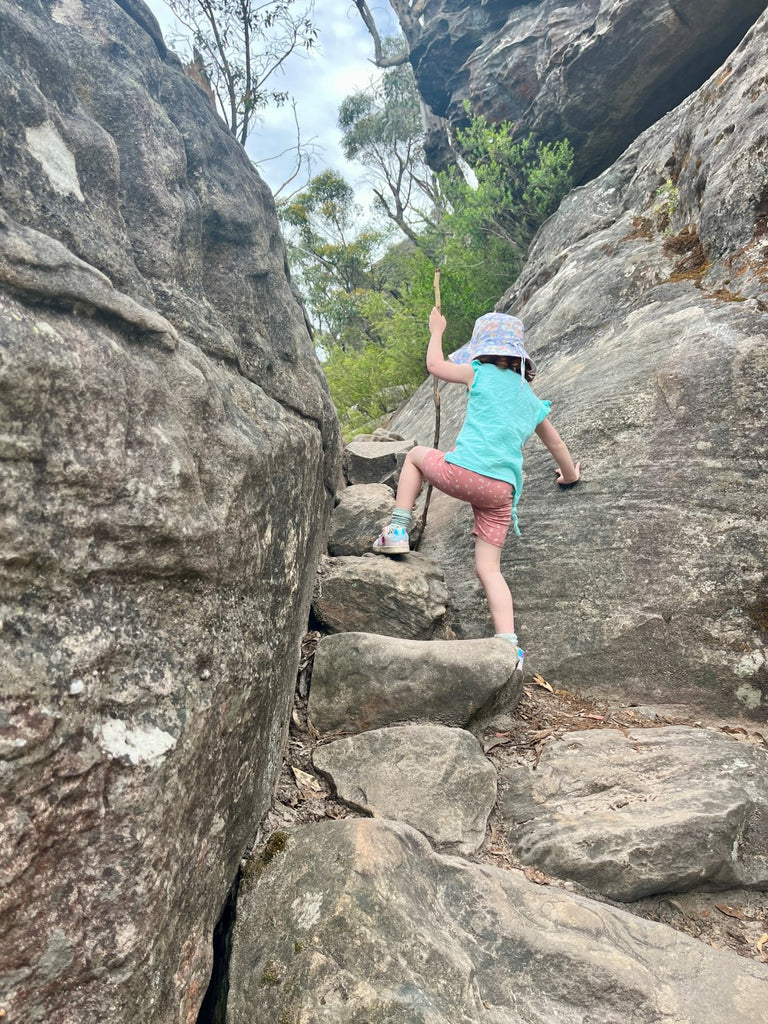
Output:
(145, 0), (400, 201)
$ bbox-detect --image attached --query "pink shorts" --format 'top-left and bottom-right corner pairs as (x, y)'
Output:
(421, 450), (513, 547)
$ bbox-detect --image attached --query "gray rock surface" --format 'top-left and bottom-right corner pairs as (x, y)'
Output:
(313, 724), (497, 855)
(308, 631), (522, 735)
(343, 436), (414, 487)
(0, 2), (340, 1023)
(500, 727), (768, 901)
(327, 483), (394, 557)
(312, 552), (450, 639)
(227, 817), (768, 1024)
(391, 12), (768, 720)
(397, 0), (765, 183)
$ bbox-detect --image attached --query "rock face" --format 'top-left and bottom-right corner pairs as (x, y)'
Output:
(391, 11), (768, 721)
(0, 2), (340, 1023)
(500, 727), (768, 900)
(227, 817), (768, 1024)
(397, 0), (766, 182)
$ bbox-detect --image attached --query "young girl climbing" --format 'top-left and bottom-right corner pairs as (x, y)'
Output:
(373, 307), (581, 662)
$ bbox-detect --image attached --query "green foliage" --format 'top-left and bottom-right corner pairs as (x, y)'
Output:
(279, 170), (389, 348)
(282, 107), (574, 438)
(436, 111), (574, 257)
(338, 55), (438, 241)
(653, 178), (680, 234)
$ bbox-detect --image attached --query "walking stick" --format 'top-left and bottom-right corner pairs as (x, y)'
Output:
(416, 270), (442, 547)
(431, 268), (442, 451)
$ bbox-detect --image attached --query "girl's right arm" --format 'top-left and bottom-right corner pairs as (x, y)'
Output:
(426, 307), (474, 386)
(535, 418), (581, 485)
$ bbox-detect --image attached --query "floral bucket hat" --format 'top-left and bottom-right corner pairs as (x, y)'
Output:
(449, 312), (536, 376)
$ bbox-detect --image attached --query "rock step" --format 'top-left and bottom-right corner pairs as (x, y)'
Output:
(499, 724), (768, 901)
(343, 437), (414, 488)
(308, 631), (522, 735)
(312, 553), (451, 639)
(326, 483), (394, 557)
(313, 724), (497, 856)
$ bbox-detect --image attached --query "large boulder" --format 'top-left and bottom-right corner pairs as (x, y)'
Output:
(313, 724), (497, 855)
(0, 2), (340, 1023)
(311, 552), (451, 639)
(326, 483), (394, 556)
(391, 12), (768, 720)
(500, 727), (768, 901)
(308, 632), (522, 734)
(397, 0), (765, 183)
(227, 817), (768, 1024)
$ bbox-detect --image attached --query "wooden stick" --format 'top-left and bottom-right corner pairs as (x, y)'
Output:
(417, 270), (442, 547)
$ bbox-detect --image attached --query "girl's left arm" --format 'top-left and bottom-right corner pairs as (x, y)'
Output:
(426, 307), (474, 386)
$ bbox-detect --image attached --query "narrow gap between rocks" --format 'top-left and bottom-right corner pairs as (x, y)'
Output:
(196, 872), (241, 1024)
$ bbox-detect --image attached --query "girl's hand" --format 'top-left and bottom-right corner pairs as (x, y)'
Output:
(556, 461), (581, 488)
(429, 307), (447, 334)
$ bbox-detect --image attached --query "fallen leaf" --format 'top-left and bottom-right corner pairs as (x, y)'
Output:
(582, 714), (605, 722)
(757, 933), (768, 955)
(721, 726), (748, 736)
(292, 767), (324, 793)
(715, 903), (745, 921)
(533, 673), (554, 693)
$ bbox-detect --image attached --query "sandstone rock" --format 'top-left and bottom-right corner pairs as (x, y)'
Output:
(313, 724), (497, 855)
(308, 631), (521, 735)
(0, 2), (340, 1022)
(227, 817), (768, 1024)
(350, 428), (405, 442)
(343, 436), (415, 487)
(391, 13), (768, 719)
(311, 553), (450, 639)
(398, 0), (765, 183)
(327, 483), (394, 556)
(499, 727), (768, 901)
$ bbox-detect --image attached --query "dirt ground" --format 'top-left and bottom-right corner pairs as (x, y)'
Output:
(252, 632), (768, 966)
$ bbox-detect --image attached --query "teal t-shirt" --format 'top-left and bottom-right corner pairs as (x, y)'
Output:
(444, 360), (551, 533)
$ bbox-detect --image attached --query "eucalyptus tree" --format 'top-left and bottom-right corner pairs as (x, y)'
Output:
(165, 0), (316, 146)
(338, 58), (440, 245)
(279, 170), (389, 349)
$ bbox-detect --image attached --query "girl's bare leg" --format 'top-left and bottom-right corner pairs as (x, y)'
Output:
(394, 445), (434, 511)
(474, 537), (515, 635)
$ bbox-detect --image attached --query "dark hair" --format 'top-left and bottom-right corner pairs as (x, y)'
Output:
(477, 354), (536, 382)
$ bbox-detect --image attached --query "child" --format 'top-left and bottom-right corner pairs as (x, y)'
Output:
(373, 307), (580, 662)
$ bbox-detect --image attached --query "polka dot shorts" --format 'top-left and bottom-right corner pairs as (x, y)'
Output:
(421, 450), (513, 547)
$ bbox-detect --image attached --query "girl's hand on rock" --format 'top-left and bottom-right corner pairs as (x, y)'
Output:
(556, 461), (581, 488)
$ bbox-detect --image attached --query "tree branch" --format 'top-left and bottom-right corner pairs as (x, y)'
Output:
(351, 0), (410, 67)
